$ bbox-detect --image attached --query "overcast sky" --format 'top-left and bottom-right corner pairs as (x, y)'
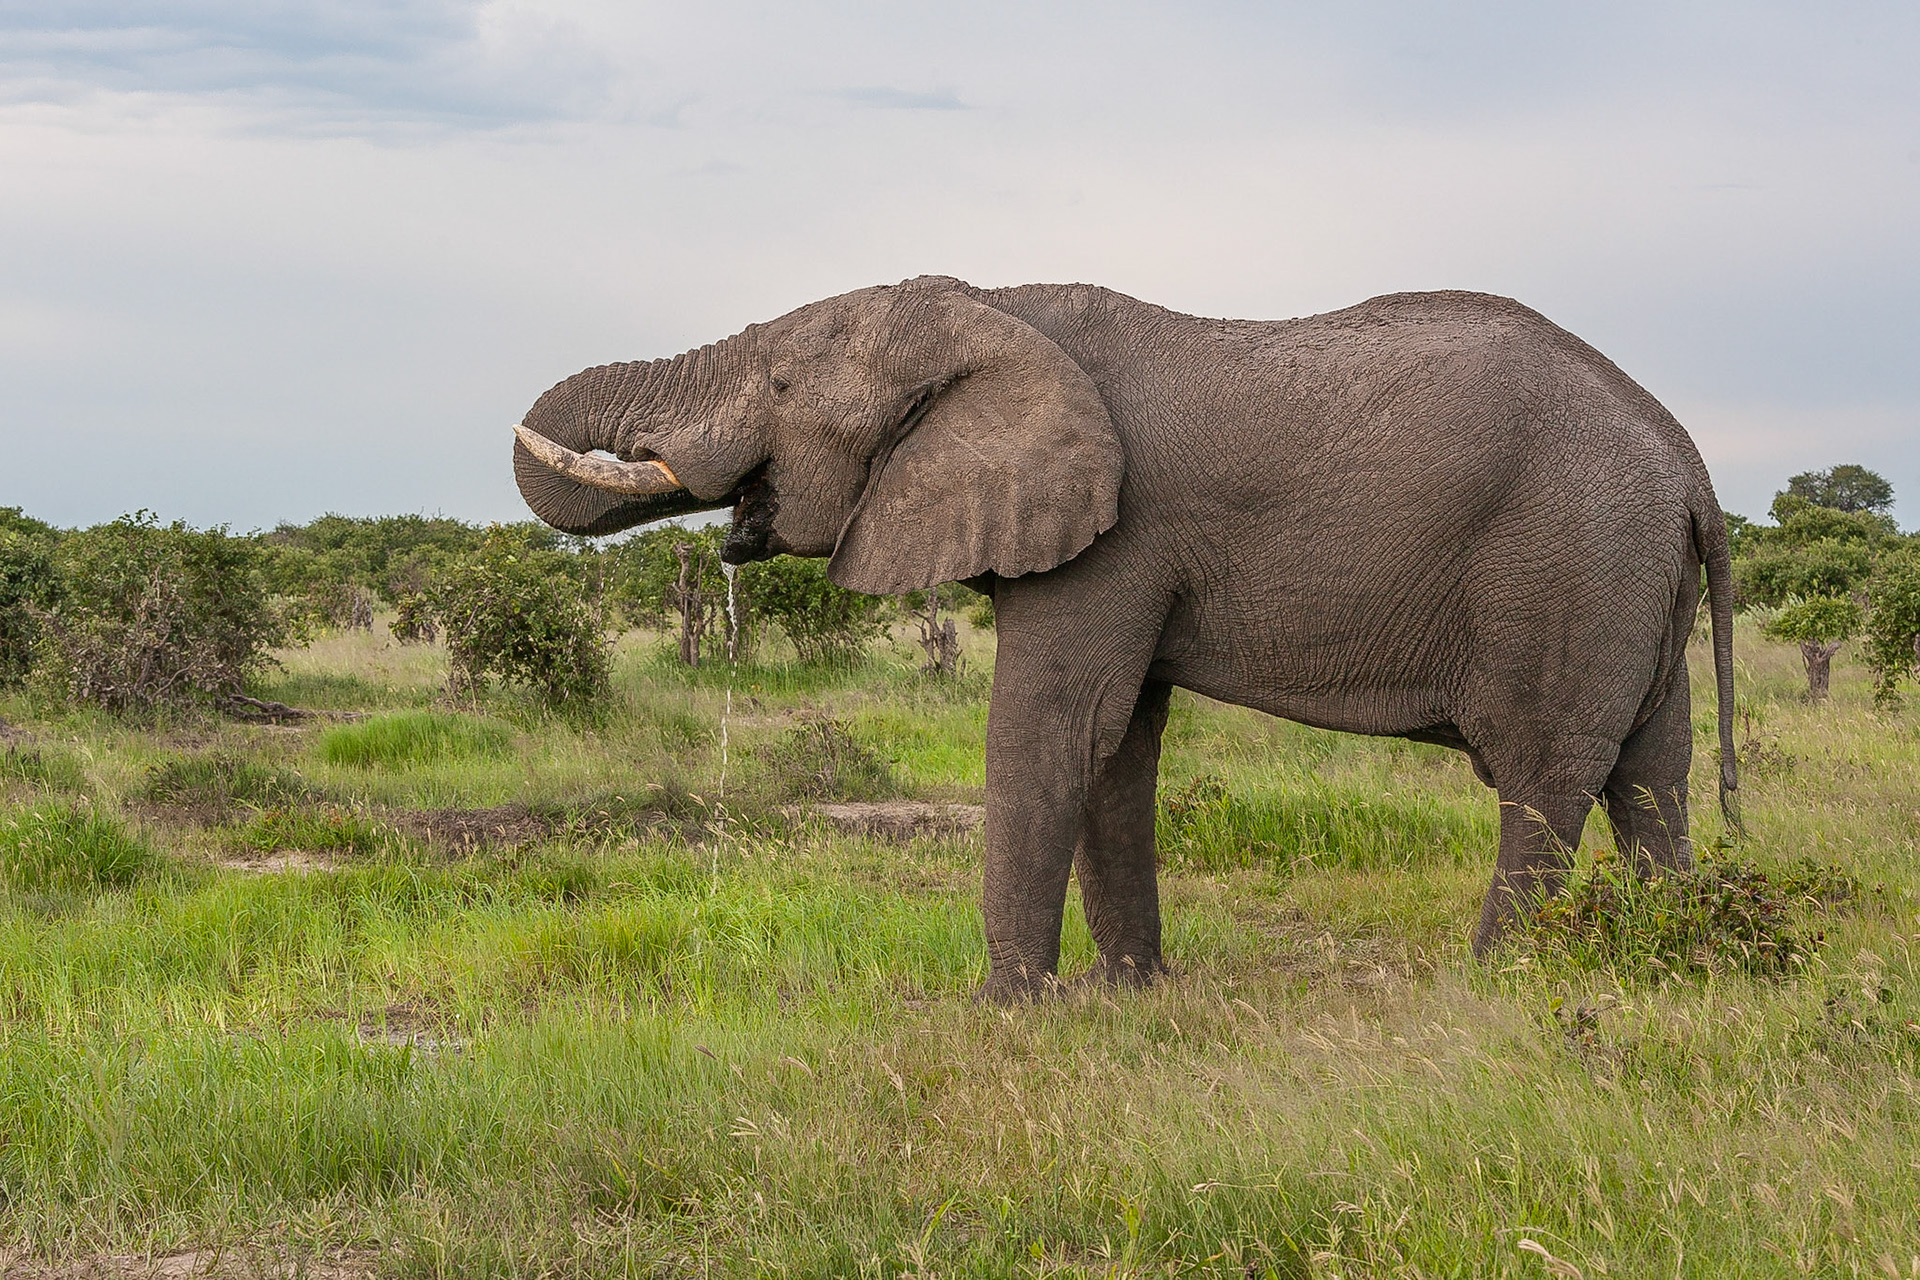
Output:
(3, 2), (1915, 532)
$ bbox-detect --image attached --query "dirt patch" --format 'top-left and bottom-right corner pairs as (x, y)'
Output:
(0, 1247), (381, 1279)
(0, 717), (22, 745)
(352, 1001), (467, 1056)
(216, 851), (339, 875)
(393, 804), (555, 851)
(787, 801), (984, 842)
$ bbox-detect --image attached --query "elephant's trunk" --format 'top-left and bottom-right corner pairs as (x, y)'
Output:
(513, 353), (732, 536)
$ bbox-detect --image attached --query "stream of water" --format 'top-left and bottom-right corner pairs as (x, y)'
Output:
(713, 562), (739, 887)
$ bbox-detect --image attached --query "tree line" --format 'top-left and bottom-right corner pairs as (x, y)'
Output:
(0, 508), (989, 719)
(4, 463), (1910, 721)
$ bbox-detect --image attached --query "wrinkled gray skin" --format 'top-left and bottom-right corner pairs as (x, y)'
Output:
(513, 276), (1739, 1001)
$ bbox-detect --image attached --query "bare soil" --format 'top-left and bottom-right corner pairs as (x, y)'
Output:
(789, 801), (984, 841)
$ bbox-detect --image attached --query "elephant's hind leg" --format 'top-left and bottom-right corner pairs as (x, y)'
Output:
(1601, 665), (1695, 877)
(1074, 679), (1172, 987)
(1471, 736), (1618, 956)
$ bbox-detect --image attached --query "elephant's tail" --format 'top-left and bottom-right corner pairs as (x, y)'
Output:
(1692, 490), (1742, 838)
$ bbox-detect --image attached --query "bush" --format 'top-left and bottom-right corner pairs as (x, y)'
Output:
(141, 753), (318, 811)
(1863, 552), (1920, 706)
(0, 520), (61, 687)
(758, 718), (900, 801)
(1522, 849), (1863, 980)
(749, 556), (886, 667)
(32, 514), (284, 716)
(317, 711), (514, 769)
(257, 514), (515, 604)
(0, 802), (157, 893)
(425, 528), (611, 710)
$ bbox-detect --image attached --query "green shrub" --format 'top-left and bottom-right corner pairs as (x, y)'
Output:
(424, 529), (611, 710)
(0, 802), (157, 893)
(32, 513), (284, 716)
(758, 718), (901, 801)
(317, 711), (514, 769)
(141, 753), (318, 811)
(1863, 552), (1920, 707)
(0, 520), (61, 687)
(257, 513), (518, 604)
(1522, 849), (1863, 980)
(748, 556), (885, 667)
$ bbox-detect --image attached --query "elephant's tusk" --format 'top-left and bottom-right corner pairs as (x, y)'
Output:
(513, 423), (683, 496)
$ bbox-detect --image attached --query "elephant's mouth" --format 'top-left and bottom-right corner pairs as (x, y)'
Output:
(721, 465), (781, 565)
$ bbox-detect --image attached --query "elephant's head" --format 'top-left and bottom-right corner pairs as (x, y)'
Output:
(512, 276), (1124, 594)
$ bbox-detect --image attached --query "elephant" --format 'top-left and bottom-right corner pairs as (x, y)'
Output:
(510, 276), (1739, 1001)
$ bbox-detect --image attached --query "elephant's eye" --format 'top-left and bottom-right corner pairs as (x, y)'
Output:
(770, 375), (791, 394)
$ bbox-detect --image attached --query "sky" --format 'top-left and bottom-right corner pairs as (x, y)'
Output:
(2, 1), (1915, 532)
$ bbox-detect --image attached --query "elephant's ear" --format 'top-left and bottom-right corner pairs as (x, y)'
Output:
(827, 294), (1124, 594)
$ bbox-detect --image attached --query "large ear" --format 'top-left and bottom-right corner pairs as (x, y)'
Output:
(827, 292), (1124, 594)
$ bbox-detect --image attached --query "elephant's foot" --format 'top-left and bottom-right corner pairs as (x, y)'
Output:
(1073, 953), (1168, 991)
(973, 965), (1063, 1006)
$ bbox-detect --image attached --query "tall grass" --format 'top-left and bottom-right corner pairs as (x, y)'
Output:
(317, 711), (514, 770)
(0, 801), (156, 893)
(0, 617), (1912, 1272)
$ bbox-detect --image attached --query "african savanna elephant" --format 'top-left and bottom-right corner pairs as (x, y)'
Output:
(510, 276), (1739, 1000)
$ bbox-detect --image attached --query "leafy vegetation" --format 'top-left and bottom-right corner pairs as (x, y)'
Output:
(757, 716), (902, 801)
(747, 553), (888, 666)
(0, 514), (60, 687)
(28, 514), (285, 716)
(1521, 846), (1865, 979)
(1782, 462), (1895, 514)
(1734, 466), (1914, 701)
(421, 527), (612, 711)
(0, 485), (1914, 1273)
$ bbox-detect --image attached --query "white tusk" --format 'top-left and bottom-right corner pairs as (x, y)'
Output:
(513, 423), (683, 496)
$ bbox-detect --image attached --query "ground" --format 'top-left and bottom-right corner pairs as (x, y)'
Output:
(0, 614), (1915, 1277)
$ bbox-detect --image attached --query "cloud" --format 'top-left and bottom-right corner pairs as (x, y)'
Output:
(0, 0), (618, 130)
(833, 86), (966, 111)
(0, 2), (1914, 532)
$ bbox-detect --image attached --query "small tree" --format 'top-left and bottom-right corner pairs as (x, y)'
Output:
(1736, 501), (1887, 700)
(1782, 464), (1895, 515)
(749, 556), (886, 667)
(1763, 595), (1863, 702)
(610, 524), (749, 665)
(897, 584), (973, 677)
(427, 528), (610, 711)
(33, 514), (284, 715)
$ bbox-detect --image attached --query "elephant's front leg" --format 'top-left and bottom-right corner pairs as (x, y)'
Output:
(1075, 679), (1171, 987)
(978, 619), (1159, 1003)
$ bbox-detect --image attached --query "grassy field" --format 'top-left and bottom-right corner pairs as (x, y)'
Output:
(0, 613), (1915, 1277)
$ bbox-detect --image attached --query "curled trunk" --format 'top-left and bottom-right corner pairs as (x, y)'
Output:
(513, 350), (736, 536)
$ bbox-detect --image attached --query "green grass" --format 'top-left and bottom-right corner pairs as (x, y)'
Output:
(1, 743), (89, 793)
(142, 751), (319, 810)
(317, 712), (515, 770)
(0, 617), (1914, 1274)
(0, 801), (157, 894)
